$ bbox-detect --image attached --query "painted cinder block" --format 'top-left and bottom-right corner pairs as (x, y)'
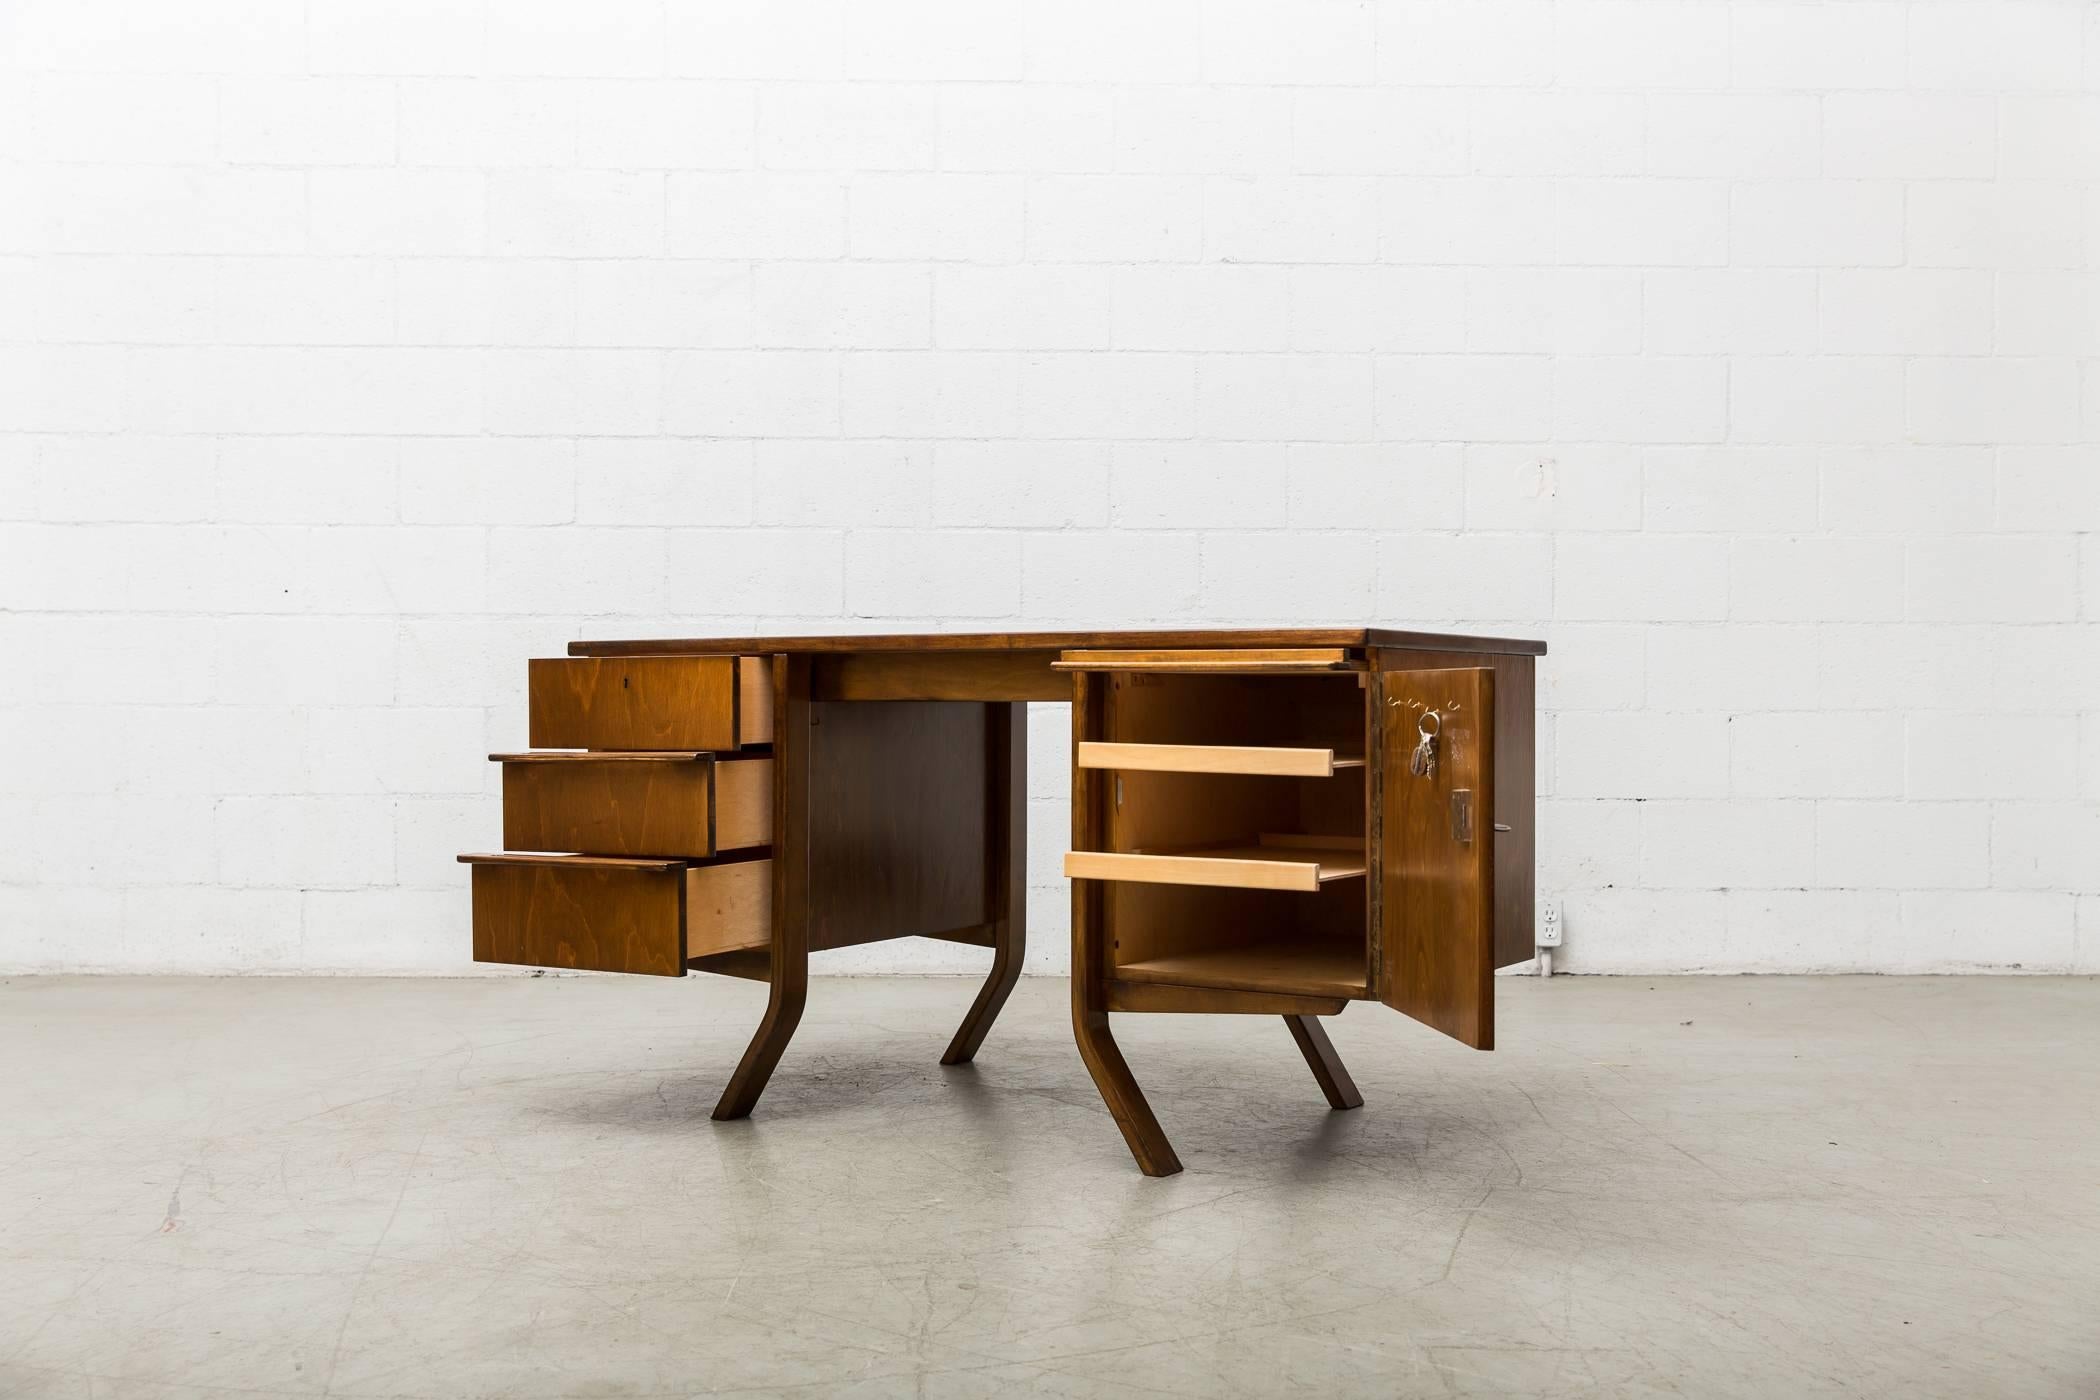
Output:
(3, 0), (2092, 976)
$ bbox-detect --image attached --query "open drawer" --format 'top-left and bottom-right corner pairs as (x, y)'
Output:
(460, 853), (770, 976)
(496, 751), (770, 859)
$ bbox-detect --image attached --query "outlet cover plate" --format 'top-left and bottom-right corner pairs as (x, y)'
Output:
(1537, 899), (1563, 948)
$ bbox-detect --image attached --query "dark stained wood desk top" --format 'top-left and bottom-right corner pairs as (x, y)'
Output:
(569, 627), (1548, 658)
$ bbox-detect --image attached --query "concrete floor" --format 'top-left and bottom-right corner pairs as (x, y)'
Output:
(1, 975), (2095, 1399)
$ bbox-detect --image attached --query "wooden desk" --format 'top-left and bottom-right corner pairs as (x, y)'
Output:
(459, 628), (1545, 1176)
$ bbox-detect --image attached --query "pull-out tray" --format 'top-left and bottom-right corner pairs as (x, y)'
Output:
(1064, 836), (1367, 893)
(1053, 647), (1360, 674)
(1076, 741), (1363, 777)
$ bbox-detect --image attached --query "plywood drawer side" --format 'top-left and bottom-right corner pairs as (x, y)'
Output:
(737, 655), (775, 746)
(713, 754), (773, 851)
(687, 857), (772, 960)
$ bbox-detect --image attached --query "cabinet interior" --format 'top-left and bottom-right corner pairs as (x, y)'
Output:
(1101, 671), (1371, 998)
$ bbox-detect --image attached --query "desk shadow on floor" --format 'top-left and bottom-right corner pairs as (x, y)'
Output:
(521, 1049), (1029, 1132)
(511, 1035), (1536, 1198)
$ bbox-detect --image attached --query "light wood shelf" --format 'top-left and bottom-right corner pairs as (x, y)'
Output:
(1116, 939), (1369, 999)
(1052, 646), (1360, 673)
(1076, 741), (1364, 777)
(1065, 836), (1366, 893)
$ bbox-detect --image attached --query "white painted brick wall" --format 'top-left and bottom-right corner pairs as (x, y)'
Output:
(1, 0), (2094, 976)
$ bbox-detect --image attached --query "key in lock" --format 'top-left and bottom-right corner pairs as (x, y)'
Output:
(1409, 709), (1440, 779)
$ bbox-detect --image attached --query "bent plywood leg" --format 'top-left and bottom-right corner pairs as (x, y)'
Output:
(942, 916), (1020, 1064)
(711, 960), (806, 1120)
(713, 655), (812, 1121)
(1284, 1014), (1362, 1111)
(943, 702), (1027, 1066)
(1069, 671), (1181, 1176)
(1074, 1005), (1181, 1176)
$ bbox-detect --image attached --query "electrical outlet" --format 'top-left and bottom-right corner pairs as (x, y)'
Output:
(1537, 900), (1563, 948)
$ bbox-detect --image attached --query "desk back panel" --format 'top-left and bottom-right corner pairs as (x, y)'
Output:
(805, 699), (992, 950)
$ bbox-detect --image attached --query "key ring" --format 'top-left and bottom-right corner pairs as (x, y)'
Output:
(1410, 709), (1440, 778)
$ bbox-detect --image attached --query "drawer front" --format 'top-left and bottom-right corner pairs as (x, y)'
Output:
(464, 853), (774, 975)
(529, 656), (764, 751)
(468, 857), (687, 976)
(500, 755), (772, 858)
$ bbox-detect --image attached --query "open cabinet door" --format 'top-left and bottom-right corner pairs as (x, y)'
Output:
(1377, 666), (1496, 1049)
